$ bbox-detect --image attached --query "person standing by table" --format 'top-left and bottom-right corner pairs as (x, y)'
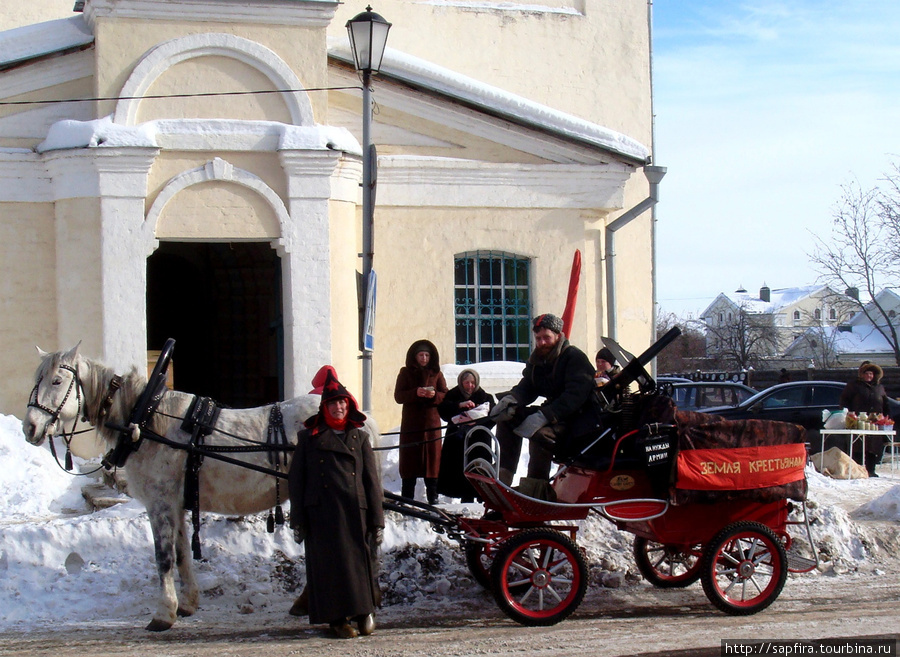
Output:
(840, 361), (891, 477)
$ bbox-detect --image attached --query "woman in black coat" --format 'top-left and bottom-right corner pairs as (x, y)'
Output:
(289, 368), (384, 638)
(437, 369), (494, 502)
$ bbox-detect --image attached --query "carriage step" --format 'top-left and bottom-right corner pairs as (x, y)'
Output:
(786, 550), (818, 573)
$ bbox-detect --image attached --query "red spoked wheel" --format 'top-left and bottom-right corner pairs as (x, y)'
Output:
(701, 521), (788, 615)
(490, 528), (588, 626)
(633, 537), (703, 588)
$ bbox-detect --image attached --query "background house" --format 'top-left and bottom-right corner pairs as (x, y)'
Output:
(785, 289), (900, 367)
(0, 0), (659, 438)
(700, 285), (855, 367)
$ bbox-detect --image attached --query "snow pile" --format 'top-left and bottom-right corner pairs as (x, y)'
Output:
(1, 412), (898, 632)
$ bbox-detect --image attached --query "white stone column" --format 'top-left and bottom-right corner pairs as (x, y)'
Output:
(46, 147), (158, 373)
(278, 149), (355, 397)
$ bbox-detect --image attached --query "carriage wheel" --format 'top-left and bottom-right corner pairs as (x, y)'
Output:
(490, 528), (588, 626)
(701, 521), (788, 615)
(633, 537), (703, 588)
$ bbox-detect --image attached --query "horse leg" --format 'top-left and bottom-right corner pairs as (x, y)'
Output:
(175, 516), (199, 617)
(145, 503), (181, 632)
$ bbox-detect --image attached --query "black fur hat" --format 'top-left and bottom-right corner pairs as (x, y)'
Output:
(532, 313), (563, 334)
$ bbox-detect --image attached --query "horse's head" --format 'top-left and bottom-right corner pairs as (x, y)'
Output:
(22, 343), (85, 446)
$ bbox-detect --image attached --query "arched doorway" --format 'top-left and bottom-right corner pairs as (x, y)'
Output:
(147, 242), (283, 408)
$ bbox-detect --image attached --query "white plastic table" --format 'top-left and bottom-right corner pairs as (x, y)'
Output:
(820, 429), (896, 477)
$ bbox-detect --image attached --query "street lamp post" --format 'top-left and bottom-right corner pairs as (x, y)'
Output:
(346, 6), (391, 413)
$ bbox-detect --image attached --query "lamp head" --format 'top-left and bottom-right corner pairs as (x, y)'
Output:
(346, 6), (392, 74)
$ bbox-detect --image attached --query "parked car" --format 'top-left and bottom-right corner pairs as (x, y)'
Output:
(656, 376), (692, 385)
(668, 381), (758, 412)
(704, 381), (848, 449)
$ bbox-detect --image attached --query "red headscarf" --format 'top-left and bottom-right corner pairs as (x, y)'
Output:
(305, 367), (366, 434)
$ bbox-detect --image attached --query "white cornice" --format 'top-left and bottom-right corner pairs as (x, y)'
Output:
(83, 0), (339, 29)
(0, 50), (93, 100)
(0, 153), (51, 202)
(376, 157), (629, 210)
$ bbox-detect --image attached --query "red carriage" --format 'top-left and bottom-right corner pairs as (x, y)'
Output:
(386, 328), (819, 626)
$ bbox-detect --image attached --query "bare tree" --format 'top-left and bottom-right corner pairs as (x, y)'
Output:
(810, 167), (900, 365)
(704, 303), (780, 370)
(655, 311), (706, 373)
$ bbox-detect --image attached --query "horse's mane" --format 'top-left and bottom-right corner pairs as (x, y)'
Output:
(62, 352), (148, 444)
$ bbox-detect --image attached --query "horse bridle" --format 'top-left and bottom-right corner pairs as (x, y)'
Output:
(28, 362), (86, 468)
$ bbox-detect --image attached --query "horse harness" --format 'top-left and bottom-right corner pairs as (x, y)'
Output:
(177, 397), (291, 559)
(28, 363), (124, 471)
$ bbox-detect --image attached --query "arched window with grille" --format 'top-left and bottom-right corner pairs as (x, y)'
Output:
(454, 251), (531, 364)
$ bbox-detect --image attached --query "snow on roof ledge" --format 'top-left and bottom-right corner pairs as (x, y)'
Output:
(0, 16), (93, 69)
(328, 38), (650, 164)
(36, 116), (361, 154)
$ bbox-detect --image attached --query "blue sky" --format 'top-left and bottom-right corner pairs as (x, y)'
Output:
(651, 0), (900, 319)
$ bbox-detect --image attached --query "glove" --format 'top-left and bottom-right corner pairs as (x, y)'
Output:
(489, 395), (519, 422)
(513, 411), (548, 438)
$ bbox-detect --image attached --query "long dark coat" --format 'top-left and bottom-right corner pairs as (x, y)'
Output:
(393, 340), (448, 479)
(288, 425), (384, 624)
(436, 384), (495, 499)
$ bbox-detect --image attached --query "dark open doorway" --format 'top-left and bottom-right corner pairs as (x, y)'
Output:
(147, 242), (283, 408)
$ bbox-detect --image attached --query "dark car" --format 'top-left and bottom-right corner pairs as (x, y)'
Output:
(703, 381), (847, 447)
(668, 381), (757, 412)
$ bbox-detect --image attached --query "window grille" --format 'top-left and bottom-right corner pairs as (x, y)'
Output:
(454, 252), (531, 364)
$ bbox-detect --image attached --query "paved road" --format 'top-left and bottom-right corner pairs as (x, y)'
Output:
(2, 567), (897, 657)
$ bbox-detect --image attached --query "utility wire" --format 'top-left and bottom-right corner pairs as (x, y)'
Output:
(0, 85), (363, 107)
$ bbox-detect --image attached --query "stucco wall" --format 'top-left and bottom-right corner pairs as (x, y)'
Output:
(0, 202), (57, 416)
(370, 205), (604, 428)
(91, 18), (329, 123)
(327, 0), (652, 145)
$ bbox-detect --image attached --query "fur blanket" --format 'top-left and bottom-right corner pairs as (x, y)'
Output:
(671, 416), (808, 505)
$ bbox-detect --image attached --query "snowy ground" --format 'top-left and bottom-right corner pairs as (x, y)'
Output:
(1, 411), (899, 634)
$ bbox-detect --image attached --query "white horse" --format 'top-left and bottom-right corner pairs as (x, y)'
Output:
(22, 343), (378, 631)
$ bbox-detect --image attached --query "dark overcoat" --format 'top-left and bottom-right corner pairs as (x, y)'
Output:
(393, 340), (448, 479)
(510, 339), (596, 424)
(840, 364), (890, 457)
(436, 384), (495, 498)
(288, 425), (384, 624)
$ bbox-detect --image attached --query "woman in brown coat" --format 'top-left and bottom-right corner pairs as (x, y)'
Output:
(393, 339), (448, 503)
(289, 368), (384, 638)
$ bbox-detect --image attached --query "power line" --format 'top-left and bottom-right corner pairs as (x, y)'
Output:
(0, 85), (362, 107)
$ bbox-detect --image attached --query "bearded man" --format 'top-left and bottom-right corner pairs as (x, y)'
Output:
(489, 313), (597, 496)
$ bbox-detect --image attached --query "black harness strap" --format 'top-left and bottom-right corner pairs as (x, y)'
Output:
(181, 396), (221, 560)
(266, 404), (289, 532)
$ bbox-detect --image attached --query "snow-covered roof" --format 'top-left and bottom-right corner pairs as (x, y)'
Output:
(701, 285), (830, 318)
(785, 324), (895, 358)
(848, 288), (900, 327)
(0, 16), (93, 71)
(328, 38), (651, 164)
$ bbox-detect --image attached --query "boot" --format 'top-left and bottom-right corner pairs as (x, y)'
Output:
(330, 619), (359, 639)
(498, 468), (515, 486)
(401, 478), (416, 499)
(288, 585), (308, 617)
(354, 613), (376, 636)
(425, 478), (438, 505)
(515, 476), (556, 501)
